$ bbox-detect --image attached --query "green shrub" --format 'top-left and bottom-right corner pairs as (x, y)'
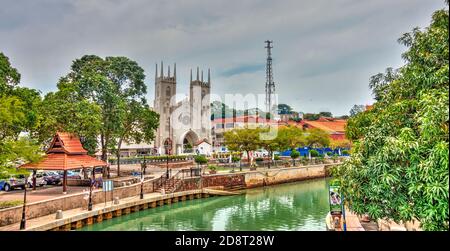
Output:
(274, 155), (281, 161)
(231, 156), (241, 163)
(208, 165), (217, 171)
(309, 149), (319, 157)
(194, 155), (208, 165)
(342, 150), (350, 155)
(290, 150), (300, 159)
(0, 200), (22, 209)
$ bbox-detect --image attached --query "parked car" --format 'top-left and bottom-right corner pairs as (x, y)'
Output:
(42, 171), (62, 185)
(27, 172), (47, 188)
(0, 174), (27, 191)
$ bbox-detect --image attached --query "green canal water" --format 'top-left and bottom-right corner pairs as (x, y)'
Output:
(79, 178), (330, 231)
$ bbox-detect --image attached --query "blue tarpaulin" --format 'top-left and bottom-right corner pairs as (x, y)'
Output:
(280, 147), (350, 157)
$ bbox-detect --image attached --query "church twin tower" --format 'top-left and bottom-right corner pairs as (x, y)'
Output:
(153, 62), (211, 155)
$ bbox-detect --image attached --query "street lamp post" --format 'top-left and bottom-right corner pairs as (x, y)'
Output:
(88, 168), (94, 211)
(19, 180), (28, 230)
(166, 155), (169, 179)
(140, 156), (146, 199)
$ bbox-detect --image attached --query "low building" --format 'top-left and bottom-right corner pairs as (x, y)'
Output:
(211, 115), (279, 148)
(195, 139), (212, 156)
(299, 117), (347, 140)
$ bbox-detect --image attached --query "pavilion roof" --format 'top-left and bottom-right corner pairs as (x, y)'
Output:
(47, 132), (88, 154)
(20, 132), (107, 170)
(20, 153), (107, 170)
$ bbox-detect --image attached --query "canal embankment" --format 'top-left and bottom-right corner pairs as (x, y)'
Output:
(0, 163), (337, 230)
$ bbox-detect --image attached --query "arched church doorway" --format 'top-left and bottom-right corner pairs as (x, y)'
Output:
(182, 131), (199, 154)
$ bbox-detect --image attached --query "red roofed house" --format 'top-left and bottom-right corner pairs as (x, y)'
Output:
(211, 115), (280, 148)
(300, 117), (347, 140)
(20, 132), (108, 193)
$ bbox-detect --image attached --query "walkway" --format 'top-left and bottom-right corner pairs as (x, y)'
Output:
(0, 191), (189, 231)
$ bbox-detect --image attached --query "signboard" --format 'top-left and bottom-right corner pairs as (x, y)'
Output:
(103, 180), (113, 192)
(329, 185), (342, 214)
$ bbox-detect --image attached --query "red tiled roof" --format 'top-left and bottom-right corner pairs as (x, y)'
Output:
(47, 132), (87, 154)
(20, 132), (107, 170)
(21, 153), (107, 170)
(195, 139), (211, 146)
(302, 119), (347, 133)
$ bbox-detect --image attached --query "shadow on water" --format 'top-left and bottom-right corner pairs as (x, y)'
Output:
(79, 178), (330, 231)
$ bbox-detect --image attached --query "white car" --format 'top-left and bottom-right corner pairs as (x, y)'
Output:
(27, 172), (47, 187)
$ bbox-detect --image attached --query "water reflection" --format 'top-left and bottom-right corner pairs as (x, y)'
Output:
(80, 178), (329, 231)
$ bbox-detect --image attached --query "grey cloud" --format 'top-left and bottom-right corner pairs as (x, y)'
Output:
(0, 0), (446, 116)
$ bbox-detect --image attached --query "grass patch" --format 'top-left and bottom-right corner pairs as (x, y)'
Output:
(0, 200), (23, 209)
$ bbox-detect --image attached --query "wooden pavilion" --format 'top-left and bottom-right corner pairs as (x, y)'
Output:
(20, 132), (108, 193)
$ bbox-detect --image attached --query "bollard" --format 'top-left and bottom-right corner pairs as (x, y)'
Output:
(114, 197), (120, 205)
(55, 210), (63, 219)
(161, 188), (165, 195)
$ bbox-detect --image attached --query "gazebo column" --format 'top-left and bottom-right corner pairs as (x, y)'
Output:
(63, 170), (68, 194)
(32, 169), (37, 191)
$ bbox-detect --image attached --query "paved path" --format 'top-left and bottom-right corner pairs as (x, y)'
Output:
(0, 192), (164, 231)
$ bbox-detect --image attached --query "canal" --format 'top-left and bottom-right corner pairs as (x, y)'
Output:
(79, 178), (330, 231)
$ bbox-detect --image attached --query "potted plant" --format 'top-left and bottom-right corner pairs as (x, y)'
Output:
(208, 165), (217, 174)
(290, 150), (300, 167)
(249, 163), (257, 171)
(309, 149), (319, 164)
(231, 156), (241, 172)
(331, 153), (338, 163)
(194, 155), (208, 174)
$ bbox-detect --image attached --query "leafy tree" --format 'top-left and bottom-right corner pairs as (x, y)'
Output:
(290, 150), (300, 166)
(306, 128), (330, 148)
(309, 149), (319, 158)
(276, 126), (306, 151)
(224, 127), (260, 165)
(258, 127), (283, 168)
(334, 4), (449, 231)
(319, 111), (332, 118)
(39, 84), (102, 154)
(0, 52), (43, 177)
(349, 105), (366, 117)
(114, 100), (159, 176)
(49, 55), (153, 175)
(277, 104), (293, 115)
(0, 52), (20, 94)
(303, 113), (320, 121)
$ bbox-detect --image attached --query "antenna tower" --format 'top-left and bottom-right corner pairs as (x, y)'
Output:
(265, 40), (275, 114)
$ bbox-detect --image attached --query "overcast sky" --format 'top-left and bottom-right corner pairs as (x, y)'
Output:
(1, 0), (446, 116)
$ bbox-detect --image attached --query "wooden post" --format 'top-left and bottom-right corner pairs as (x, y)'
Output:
(32, 169), (37, 191)
(63, 170), (67, 193)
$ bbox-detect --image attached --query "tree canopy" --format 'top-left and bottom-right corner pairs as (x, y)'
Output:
(334, 4), (449, 231)
(0, 52), (43, 177)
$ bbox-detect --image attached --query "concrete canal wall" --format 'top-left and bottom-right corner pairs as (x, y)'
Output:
(0, 178), (160, 227)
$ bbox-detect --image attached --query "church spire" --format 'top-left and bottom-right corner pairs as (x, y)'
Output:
(174, 63), (176, 81)
(160, 61), (164, 78)
(201, 70), (204, 82)
(208, 68), (211, 84)
(190, 68), (193, 82)
(196, 67), (199, 81)
(168, 65), (171, 77)
(155, 63), (158, 81)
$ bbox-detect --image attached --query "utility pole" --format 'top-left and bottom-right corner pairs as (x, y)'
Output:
(265, 40), (275, 116)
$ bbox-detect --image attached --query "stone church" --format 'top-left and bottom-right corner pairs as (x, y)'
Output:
(153, 62), (211, 155)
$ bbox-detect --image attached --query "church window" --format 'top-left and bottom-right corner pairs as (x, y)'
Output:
(166, 86), (171, 96)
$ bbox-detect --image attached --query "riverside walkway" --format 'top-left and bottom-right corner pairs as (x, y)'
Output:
(0, 189), (218, 231)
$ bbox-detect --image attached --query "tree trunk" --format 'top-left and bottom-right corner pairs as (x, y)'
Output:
(101, 134), (109, 178)
(268, 150), (272, 169)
